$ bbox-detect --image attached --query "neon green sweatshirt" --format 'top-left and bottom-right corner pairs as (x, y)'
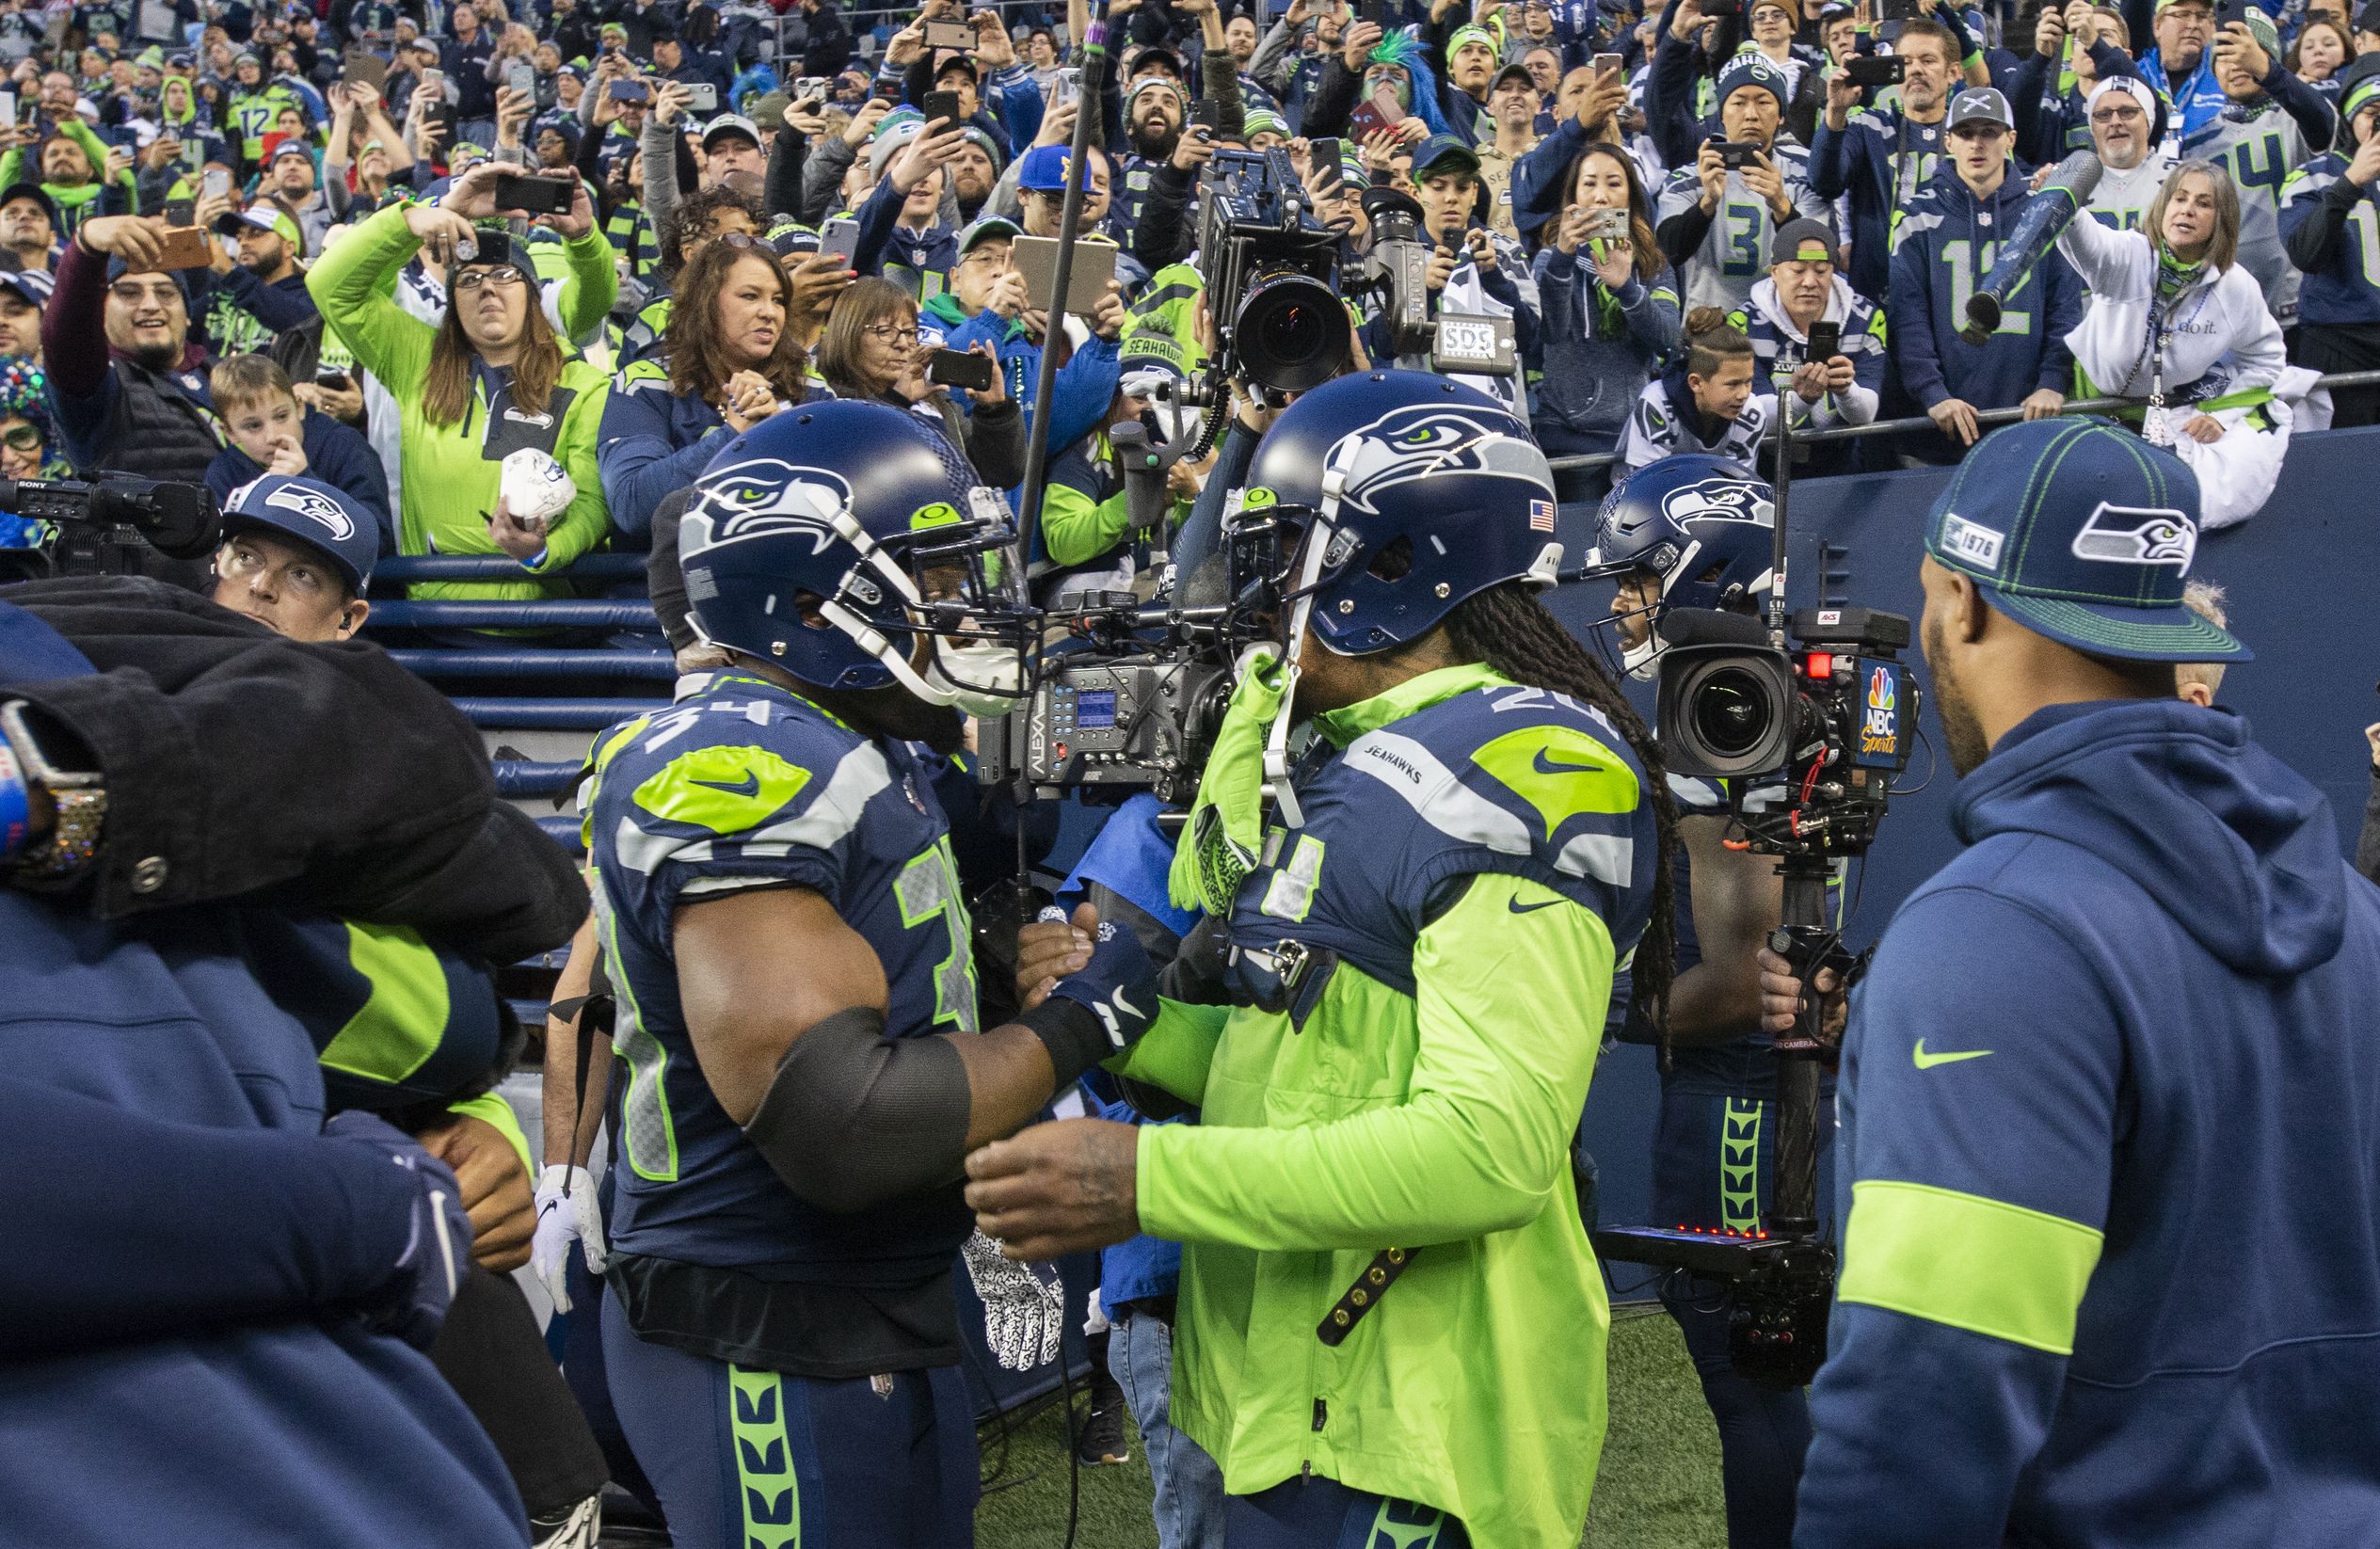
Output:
(308, 203), (618, 603)
(1113, 662), (1648, 1549)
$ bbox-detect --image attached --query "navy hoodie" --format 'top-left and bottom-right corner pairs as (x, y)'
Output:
(1797, 698), (2380, 1548)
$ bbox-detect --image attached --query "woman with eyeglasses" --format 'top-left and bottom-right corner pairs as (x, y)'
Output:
(599, 234), (821, 540)
(813, 276), (1024, 490)
(307, 161), (618, 606)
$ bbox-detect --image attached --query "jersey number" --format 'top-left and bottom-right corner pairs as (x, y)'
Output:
(897, 839), (980, 1033)
(2220, 131), (2288, 207)
(1722, 200), (1765, 277)
(1940, 238), (2032, 336)
(2352, 200), (2380, 287)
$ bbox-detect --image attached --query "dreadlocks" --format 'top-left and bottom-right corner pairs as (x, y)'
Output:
(1442, 582), (1682, 1057)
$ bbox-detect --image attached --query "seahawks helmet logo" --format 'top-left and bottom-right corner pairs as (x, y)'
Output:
(2070, 502), (2196, 568)
(256, 481), (355, 541)
(1657, 477), (1774, 531)
(681, 457), (849, 558)
(1328, 405), (1553, 516)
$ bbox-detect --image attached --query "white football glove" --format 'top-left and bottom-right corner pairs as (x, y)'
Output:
(531, 1164), (609, 1313)
(962, 1229), (1063, 1371)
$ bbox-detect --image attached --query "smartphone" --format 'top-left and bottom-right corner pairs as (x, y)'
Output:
(420, 66), (444, 94)
(1190, 98), (1221, 136)
(504, 57), (535, 98)
(1049, 65), (1080, 110)
(926, 346), (996, 391)
(685, 80), (720, 113)
(1845, 54), (1905, 86)
(157, 199), (213, 269)
(0, 91), (17, 129)
(817, 215), (861, 265)
(1362, 0), (1389, 28)
(922, 18), (975, 48)
(1806, 319), (1841, 361)
(608, 79), (645, 102)
(343, 45), (386, 92)
(1372, 82), (1406, 123)
(1011, 232), (1117, 315)
(202, 166), (230, 199)
(1713, 138), (1758, 168)
(921, 88), (965, 126)
(493, 169), (574, 215)
(791, 75), (831, 103)
(1593, 51), (1623, 79)
(1310, 135), (1343, 191)
(1880, 0), (1922, 20)
(2214, 0), (2252, 28)
(1699, 0), (1741, 15)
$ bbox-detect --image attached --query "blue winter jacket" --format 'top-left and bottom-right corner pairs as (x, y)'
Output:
(940, 307), (1122, 471)
(205, 409), (394, 557)
(1797, 697), (2380, 1549)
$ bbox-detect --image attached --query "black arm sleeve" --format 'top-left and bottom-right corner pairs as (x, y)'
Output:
(1132, 159), (1196, 270)
(742, 1006), (974, 1213)
(1, 576), (586, 958)
(765, 120), (806, 223)
(647, 486), (697, 652)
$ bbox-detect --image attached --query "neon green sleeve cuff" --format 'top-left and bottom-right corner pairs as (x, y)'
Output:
(1103, 997), (1227, 1108)
(447, 1091), (535, 1176)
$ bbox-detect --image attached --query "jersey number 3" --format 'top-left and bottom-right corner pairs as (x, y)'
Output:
(897, 839), (981, 1033)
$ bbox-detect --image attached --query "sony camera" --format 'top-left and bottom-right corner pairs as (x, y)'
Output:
(0, 476), (221, 581)
(1655, 604), (1918, 857)
(975, 593), (1232, 805)
(1192, 147), (1349, 395)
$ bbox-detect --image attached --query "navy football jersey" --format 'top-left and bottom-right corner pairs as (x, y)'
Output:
(583, 670), (977, 1281)
(1228, 669), (1658, 1001)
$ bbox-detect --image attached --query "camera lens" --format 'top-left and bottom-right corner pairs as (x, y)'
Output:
(1690, 664), (1775, 761)
(1236, 268), (1350, 393)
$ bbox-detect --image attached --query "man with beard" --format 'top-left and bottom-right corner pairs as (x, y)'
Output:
(0, 119), (127, 241)
(264, 138), (334, 256)
(0, 267), (48, 362)
(1222, 10), (1279, 114)
(194, 201), (317, 359)
(0, 181), (56, 271)
(42, 212), (223, 492)
(1112, 74), (1188, 251)
(2079, 75), (2176, 235)
(584, 400), (1144, 1549)
(1809, 17), (1973, 306)
(1779, 416), (2380, 1549)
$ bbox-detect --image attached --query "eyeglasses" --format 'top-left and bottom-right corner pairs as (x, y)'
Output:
(863, 322), (921, 343)
(453, 264), (528, 292)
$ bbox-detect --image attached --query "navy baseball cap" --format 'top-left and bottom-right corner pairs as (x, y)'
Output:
(1924, 418), (2248, 663)
(1410, 132), (1481, 179)
(220, 474), (377, 594)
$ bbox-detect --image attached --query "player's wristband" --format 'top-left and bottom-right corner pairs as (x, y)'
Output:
(1016, 997), (1121, 1089)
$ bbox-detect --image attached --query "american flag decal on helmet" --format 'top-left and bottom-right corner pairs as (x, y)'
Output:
(1529, 499), (1557, 533)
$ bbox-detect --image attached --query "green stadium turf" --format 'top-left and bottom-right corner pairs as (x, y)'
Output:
(973, 1309), (1727, 1549)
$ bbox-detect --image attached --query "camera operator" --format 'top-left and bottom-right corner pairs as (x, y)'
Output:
(1766, 418), (2380, 1547)
(1653, 52), (1831, 311)
(582, 400), (1148, 1549)
(1585, 453), (1823, 1549)
(968, 371), (1677, 1549)
(0, 573), (595, 1545)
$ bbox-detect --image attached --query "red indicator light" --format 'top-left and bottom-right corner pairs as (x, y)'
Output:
(1804, 651), (1834, 679)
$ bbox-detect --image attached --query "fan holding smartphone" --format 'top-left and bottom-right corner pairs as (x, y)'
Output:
(1742, 217), (1883, 454)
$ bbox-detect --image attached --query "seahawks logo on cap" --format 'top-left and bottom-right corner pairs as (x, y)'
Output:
(263, 482), (355, 541)
(2070, 502), (2195, 568)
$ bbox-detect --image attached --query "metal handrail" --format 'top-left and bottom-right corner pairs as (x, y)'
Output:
(1541, 368), (2380, 473)
(374, 553), (651, 583)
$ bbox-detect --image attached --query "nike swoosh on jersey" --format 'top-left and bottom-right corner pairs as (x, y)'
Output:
(1508, 896), (1564, 915)
(1912, 1039), (1994, 1070)
(1532, 748), (1607, 777)
(688, 771), (762, 798)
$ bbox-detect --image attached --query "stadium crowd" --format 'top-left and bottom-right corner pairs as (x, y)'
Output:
(5, 0), (2380, 1547)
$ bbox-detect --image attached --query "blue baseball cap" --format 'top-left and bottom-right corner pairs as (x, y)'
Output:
(1923, 417), (2248, 663)
(1015, 143), (1073, 191)
(220, 473), (377, 594)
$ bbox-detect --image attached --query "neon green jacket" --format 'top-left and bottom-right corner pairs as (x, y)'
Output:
(0, 119), (136, 228)
(1114, 663), (1643, 1549)
(308, 203), (617, 602)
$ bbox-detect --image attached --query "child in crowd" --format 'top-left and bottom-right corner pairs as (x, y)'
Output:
(203, 353), (394, 557)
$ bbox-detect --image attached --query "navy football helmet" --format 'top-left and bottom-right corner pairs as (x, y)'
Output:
(1231, 370), (1561, 657)
(678, 400), (1030, 711)
(1583, 454), (1776, 678)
